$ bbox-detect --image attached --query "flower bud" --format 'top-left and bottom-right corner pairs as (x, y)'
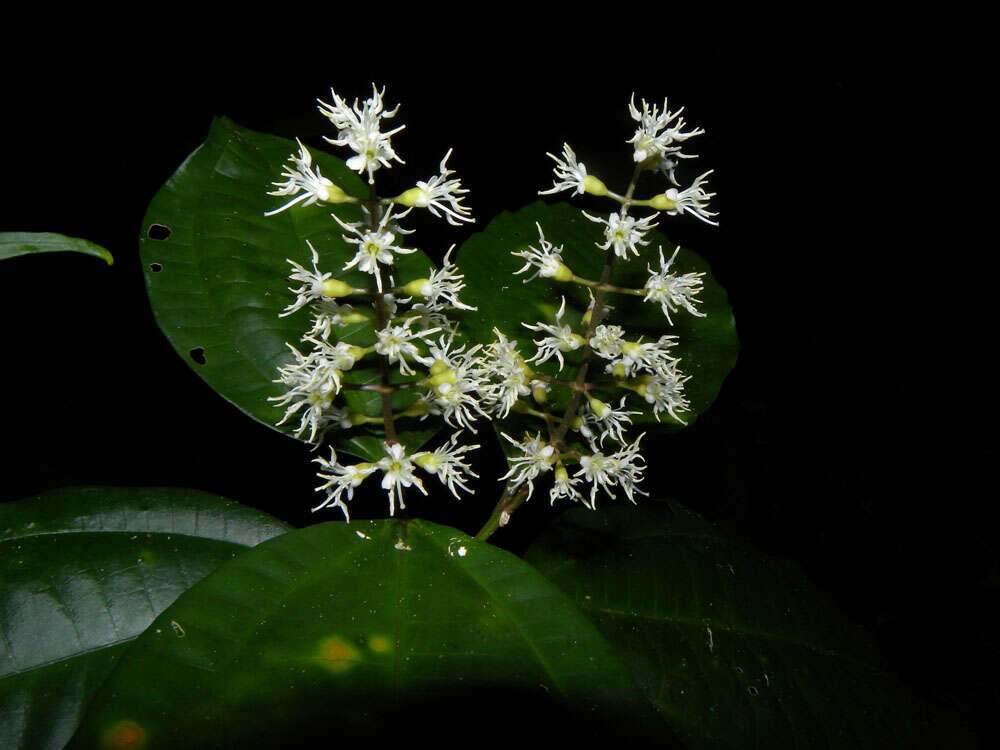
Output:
(429, 359), (450, 376)
(554, 464), (569, 483)
(340, 311), (369, 325)
(588, 396), (610, 417)
(583, 175), (609, 197)
(532, 383), (549, 404)
(399, 278), (432, 297)
(393, 186), (427, 207)
(550, 262), (575, 282)
(649, 193), (679, 211)
(323, 183), (357, 204)
(321, 278), (357, 298)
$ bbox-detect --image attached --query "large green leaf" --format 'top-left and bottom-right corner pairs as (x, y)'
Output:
(525, 501), (976, 749)
(0, 487), (290, 750)
(69, 519), (670, 747)
(139, 117), (440, 459)
(455, 201), (737, 438)
(0, 232), (113, 265)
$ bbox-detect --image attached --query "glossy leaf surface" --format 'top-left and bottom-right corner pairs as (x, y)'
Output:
(525, 501), (975, 749)
(0, 487), (289, 749)
(70, 519), (668, 747)
(0, 232), (113, 265)
(139, 117), (441, 458)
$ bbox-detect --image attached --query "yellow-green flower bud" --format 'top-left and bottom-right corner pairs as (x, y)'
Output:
(571, 415), (584, 429)
(413, 452), (439, 471)
(554, 464), (569, 483)
(394, 187), (426, 207)
(340, 311), (369, 325)
(532, 383), (549, 404)
(426, 368), (458, 395)
(588, 396), (609, 417)
(583, 175), (609, 197)
(649, 193), (679, 211)
(581, 307), (593, 328)
(551, 262), (575, 282)
(324, 183), (356, 204)
(321, 279), (356, 298)
(347, 410), (368, 427)
(612, 362), (627, 379)
(345, 346), (368, 362)
(399, 278), (432, 297)
(429, 359), (450, 376)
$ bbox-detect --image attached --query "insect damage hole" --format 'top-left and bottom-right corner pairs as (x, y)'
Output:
(189, 347), (207, 365)
(149, 262), (163, 273)
(148, 224), (172, 240)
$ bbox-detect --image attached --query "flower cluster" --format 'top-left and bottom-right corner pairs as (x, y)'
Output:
(484, 93), (718, 512)
(266, 84), (485, 519)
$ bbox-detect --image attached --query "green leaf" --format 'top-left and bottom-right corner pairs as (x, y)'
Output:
(69, 519), (671, 747)
(0, 486), (290, 750)
(0, 232), (113, 265)
(455, 201), (738, 439)
(139, 117), (440, 459)
(525, 501), (976, 749)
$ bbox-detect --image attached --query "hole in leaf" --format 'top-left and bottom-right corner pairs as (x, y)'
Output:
(149, 262), (163, 273)
(148, 224), (172, 240)
(189, 347), (206, 365)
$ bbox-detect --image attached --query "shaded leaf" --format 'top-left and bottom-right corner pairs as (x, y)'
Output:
(525, 501), (976, 749)
(0, 486), (289, 749)
(70, 519), (670, 747)
(0, 232), (113, 265)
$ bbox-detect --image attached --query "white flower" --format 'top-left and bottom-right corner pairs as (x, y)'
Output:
(334, 205), (417, 292)
(579, 396), (640, 447)
(589, 324), (627, 360)
(582, 211), (658, 259)
(627, 95), (703, 166)
(643, 246), (707, 323)
(318, 84), (405, 183)
(478, 329), (531, 418)
(307, 299), (356, 340)
(280, 240), (333, 317)
(641, 365), (692, 424)
(499, 432), (556, 500)
(512, 223), (572, 283)
(413, 432), (480, 499)
(410, 149), (474, 225)
(549, 465), (587, 507)
(662, 171), (718, 226)
(601, 335), (679, 378)
(576, 433), (648, 506)
(269, 344), (347, 442)
(378, 442), (427, 516)
(375, 318), (439, 376)
(422, 337), (489, 432)
(404, 246), (475, 311)
(304, 338), (362, 371)
(265, 139), (339, 216)
(522, 296), (584, 371)
(539, 143), (588, 196)
(313, 448), (377, 519)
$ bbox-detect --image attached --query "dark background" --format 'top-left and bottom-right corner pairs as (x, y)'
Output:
(1, 25), (991, 743)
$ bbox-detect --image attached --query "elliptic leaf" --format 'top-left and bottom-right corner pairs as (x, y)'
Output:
(0, 486), (289, 750)
(525, 501), (975, 749)
(69, 519), (670, 747)
(0, 232), (113, 265)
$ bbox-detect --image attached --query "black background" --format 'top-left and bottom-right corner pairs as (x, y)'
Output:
(1, 23), (991, 743)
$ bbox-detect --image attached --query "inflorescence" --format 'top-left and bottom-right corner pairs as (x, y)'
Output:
(265, 86), (717, 524)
